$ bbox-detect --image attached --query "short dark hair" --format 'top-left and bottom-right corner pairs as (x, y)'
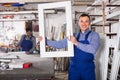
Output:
(25, 28), (32, 32)
(79, 13), (90, 22)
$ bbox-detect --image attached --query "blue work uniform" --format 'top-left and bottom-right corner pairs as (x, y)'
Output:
(20, 35), (33, 51)
(68, 31), (95, 80)
(46, 29), (100, 80)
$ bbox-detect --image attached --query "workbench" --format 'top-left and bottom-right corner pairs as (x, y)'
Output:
(0, 52), (54, 80)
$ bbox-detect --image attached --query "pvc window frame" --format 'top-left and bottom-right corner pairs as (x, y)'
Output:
(38, 1), (74, 57)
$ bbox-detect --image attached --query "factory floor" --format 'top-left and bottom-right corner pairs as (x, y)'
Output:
(54, 71), (68, 80)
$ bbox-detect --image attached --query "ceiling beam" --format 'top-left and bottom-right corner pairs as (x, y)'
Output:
(87, 4), (120, 7)
(72, 2), (94, 6)
(91, 24), (109, 26)
(107, 19), (119, 21)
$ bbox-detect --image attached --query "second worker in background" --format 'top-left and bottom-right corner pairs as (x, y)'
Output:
(17, 28), (36, 54)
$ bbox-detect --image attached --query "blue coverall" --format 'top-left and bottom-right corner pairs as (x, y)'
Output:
(68, 31), (95, 80)
(46, 30), (100, 80)
(20, 35), (33, 51)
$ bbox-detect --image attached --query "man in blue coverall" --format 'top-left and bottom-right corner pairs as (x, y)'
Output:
(39, 13), (100, 80)
(18, 28), (36, 54)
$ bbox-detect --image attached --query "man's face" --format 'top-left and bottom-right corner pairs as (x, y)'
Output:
(78, 16), (90, 32)
(26, 31), (32, 36)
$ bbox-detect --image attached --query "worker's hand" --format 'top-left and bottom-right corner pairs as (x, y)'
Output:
(25, 51), (30, 54)
(16, 46), (21, 49)
(38, 36), (43, 42)
(67, 36), (78, 46)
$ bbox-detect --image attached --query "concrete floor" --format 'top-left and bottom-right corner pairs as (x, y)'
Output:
(55, 71), (68, 80)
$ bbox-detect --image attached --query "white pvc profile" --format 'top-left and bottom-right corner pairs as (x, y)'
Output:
(38, 1), (74, 57)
